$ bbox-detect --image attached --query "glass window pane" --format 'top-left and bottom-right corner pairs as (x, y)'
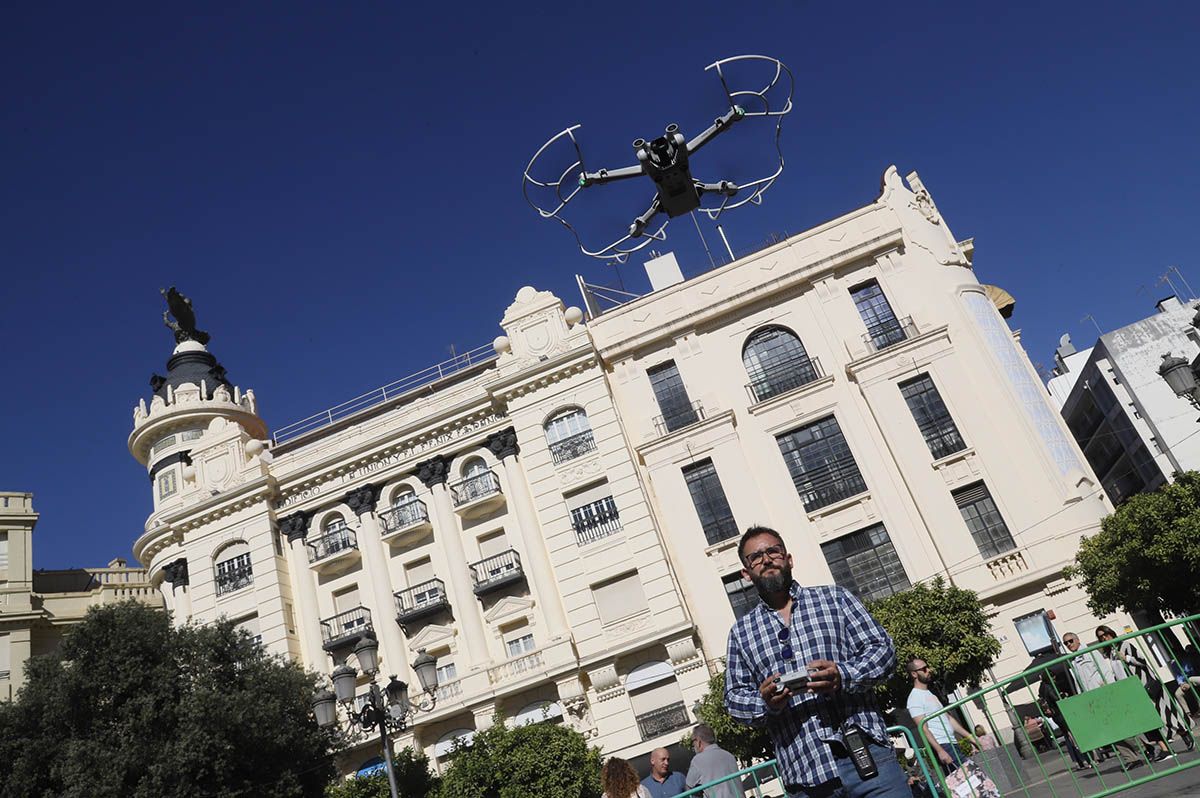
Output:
(952, 482), (1016, 559)
(743, 326), (819, 401)
(648, 361), (698, 432)
(850, 281), (905, 349)
(682, 459), (739, 545)
(776, 417), (866, 511)
(820, 523), (910, 602)
(899, 374), (966, 460)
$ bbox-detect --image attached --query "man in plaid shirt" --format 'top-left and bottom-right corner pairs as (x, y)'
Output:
(725, 526), (910, 798)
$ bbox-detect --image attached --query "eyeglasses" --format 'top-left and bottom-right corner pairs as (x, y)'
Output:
(778, 626), (794, 662)
(911, 665), (930, 674)
(1064, 638), (1079, 647)
(745, 544), (786, 568)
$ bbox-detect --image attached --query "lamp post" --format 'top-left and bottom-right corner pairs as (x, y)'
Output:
(311, 633), (439, 798)
(1159, 352), (1200, 408)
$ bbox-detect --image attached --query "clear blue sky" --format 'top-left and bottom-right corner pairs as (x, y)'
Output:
(3, 3), (1198, 569)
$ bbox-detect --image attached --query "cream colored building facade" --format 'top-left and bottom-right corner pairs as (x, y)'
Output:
(0, 491), (160, 701)
(585, 167), (1130, 702)
(129, 289), (708, 772)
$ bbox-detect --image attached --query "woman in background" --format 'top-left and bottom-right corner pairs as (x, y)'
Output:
(601, 757), (651, 798)
(1096, 625), (1193, 759)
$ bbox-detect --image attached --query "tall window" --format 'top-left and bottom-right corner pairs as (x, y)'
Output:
(777, 417), (867, 511)
(648, 361), (699, 434)
(214, 542), (253, 596)
(820, 524), (910, 602)
(850, 281), (906, 350)
(723, 574), (758, 619)
(682, 459), (738, 545)
(899, 374), (966, 459)
(952, 482), (1016, 559)
(743, 326), (819, 402)
(158, 470), (177, 499)
(545, 408), (597, 463)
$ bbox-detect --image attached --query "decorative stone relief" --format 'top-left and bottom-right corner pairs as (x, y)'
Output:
(415, 455), (451, 487)
(484, 595), (535, 624)
(344, 483), (382, 516)
(603, 610), (652, 643)
(408, 623), (457, 652)
(558, 456), (603, 487)
(1043, 578), (1072, 598)
(278, 512), (310, 543)
(587, 663), (624, 701)
(162, 557), (189, 588)
(986, 550), (1028, 580)
(485, 427), (520, 460)
(666, 636), (703, 674)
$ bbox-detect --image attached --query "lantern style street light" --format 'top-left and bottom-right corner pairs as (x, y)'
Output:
(311, 633), (439, 798)
(1159, 352), (1200, 408)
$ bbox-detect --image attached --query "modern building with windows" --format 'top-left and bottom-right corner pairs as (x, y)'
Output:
(584, 167), (1126, 699)
(128, 287), (708, 774)
(0, 491), (161, 701)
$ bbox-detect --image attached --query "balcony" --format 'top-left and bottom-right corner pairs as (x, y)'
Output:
(635, 701), (690, 741)
(379, 499), (432, 545)
(395, 579), (450, 625)
(435, 678), (463, 704)
(653, 401), (705, 437)
(305, 526), (360, 573)
(470, 549), (524, 595)
(320, 606), (373, 651)
(214, 562), (253, 597)
(450, 471), (503, 517)
(549, 430), (598, 464)
(487, 649), (544, 685)
(571, 497), (622, 546)
(861, 316), (918, 353)
(745, 357), (825, 403)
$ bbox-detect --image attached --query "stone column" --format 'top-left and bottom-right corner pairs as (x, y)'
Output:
(279, 512), (325, 668)
(345, 483), (409, 681)
(415, 455), (488, 668)
(485, 428), (569, 640)
(162, 557), (192, 622)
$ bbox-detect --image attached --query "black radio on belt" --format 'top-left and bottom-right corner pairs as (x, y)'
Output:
(841, 724), (878, 780)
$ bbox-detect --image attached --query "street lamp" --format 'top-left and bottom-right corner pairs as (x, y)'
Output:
(311, 633), (439, 798)
(1159, 352), (1200, 408)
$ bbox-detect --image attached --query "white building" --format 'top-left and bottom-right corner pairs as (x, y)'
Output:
(1046, 296), (1200, 504)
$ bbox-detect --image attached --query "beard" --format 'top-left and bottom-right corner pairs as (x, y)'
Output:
(750, 562), (792, 594)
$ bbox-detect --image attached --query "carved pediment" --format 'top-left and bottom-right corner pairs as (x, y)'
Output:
(484, 595), (535, 624)
(407, 623), (457, 652)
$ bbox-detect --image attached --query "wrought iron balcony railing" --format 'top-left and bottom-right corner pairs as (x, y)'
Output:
(214, 561), (253, 596)
(745, 357), (825, 403)
(571, 497), (622, 545)
(470, 549), (524, 594)
(861, 316), (918, 353)
(305, 526), (358, 563)
(379, 499), (430, 533)
(549, 430), (598, 464)
(450, 471), (502, 507)
(635, 701), (690, 741)
(395, 578), (449, 624)
(320, 606), (373, 648)
(653, 401), (705, 437)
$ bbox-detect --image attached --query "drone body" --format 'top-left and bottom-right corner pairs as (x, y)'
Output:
(523, 55), (793, 262)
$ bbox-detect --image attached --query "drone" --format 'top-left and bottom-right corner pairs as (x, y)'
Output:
(522, 54), (794, 262)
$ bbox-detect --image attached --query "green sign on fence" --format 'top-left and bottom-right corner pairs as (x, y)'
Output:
(1057, 678), (1163, 752)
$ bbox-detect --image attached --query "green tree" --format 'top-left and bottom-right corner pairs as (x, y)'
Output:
(868, 577), (1001, 710)
(688, 669), (772, 765)
(435, 718), (601, 798)
(0, 601), (336, 798)
(326, 747), (438, 798)
(1066, 470), (1200, 616)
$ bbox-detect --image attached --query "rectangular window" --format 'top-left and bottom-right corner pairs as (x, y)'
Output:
(506, 633), (536, 658)
(592, 571), (649, 625)
(820, 524), (910, 602)
(436, 661), (457, 684)
(236, 614), (262, 647)
(648, 361), (699, 434)
(333, 585), (361, 613)
(683, 459), (739, 545)
(899, 374), (966, 460)
(0, 633), (10, 679)
(158, 470), (177, 499)
(0, 532), (8, 571)
(851, 280), (907, 350)
(777, 417), (867, 511)
(570, 496), (622, 545)
(952, 482), (1016, 559)
(722, 573), (758, 619)
(214, 552), (253, 596)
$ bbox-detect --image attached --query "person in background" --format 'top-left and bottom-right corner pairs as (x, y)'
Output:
(1096, 625), (1193, 758)
(1064, 631), (1143, 768)
(641, 747), (686, 798)
(601, 757), (651, 798)
(686, 724), (741, 798)
(906, 658), (977, 771)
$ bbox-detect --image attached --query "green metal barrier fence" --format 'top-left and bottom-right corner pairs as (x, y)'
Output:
(918, 614), (1200, 798)
(668, 725), (938, 798)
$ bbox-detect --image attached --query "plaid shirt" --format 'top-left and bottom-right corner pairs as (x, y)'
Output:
(724, 582), (895, 788)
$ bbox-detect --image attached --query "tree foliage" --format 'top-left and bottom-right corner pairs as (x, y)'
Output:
(435, 718), (601, 798)
(0, 601), (336, 798)
(688, 669), (773, 765)
(868, 577), (1001, 710)
(325, 747), (437, 798)
(1066, 470), (1200, 617)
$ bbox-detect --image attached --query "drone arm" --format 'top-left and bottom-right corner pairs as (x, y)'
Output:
(685, 105), (744, 156)
(579, 163), (643, 187)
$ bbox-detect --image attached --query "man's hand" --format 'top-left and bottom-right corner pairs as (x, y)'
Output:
(759, 673), (792, 711)
(806, 659), (842, 694)
(935, 745), (954, 766)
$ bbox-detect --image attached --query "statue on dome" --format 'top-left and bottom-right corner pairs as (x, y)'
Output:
(161, 286), (211, 345)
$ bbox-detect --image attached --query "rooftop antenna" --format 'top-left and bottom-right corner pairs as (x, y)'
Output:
(689, 211), (717, 269)
(1158, 270), (1182, 298)
(522, 54), (794, 263)
(1081, 314), (1102, 337)
(1170, 265), (1196, 300)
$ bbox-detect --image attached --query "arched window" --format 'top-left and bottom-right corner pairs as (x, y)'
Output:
(214, 541), (252, 596)
(462, 457), (488, 478)
(743, 326), (819, 402)
(315, 512), (356, 557)
(545, 408), (596, 463)
(385, 486), (427, 530)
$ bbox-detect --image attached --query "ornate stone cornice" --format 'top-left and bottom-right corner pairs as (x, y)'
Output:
(485, 348), (599, 402)
(344, 482), (382, 516)
(485, 427), (520, 460)
(162, 557), (189, 587)
(278, 511), (311, 543)
(415, 455), (451, 487)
